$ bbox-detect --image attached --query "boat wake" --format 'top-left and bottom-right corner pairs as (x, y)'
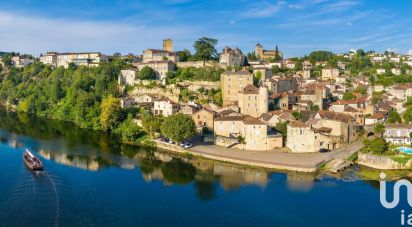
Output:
(0, 163), (67, 227)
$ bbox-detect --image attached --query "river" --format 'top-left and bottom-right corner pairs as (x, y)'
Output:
(0, 110), (407, 226)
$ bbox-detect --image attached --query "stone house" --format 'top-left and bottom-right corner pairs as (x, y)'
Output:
(365, 113), (385, 125)
(142, 40), (179, 62)
(321, 68), (339, 81)
(238, 85), (268, 118)
(153, 99), (179, 116)
(118, 69), (139, 86)
(192, 108), (219, 132)
(214, 115), (282, 151)
(221, 68), (254, 106)
(179, 105), (199, 115)
(384, 123), (412, 145)
(11, 56), (34, 68)
(219, 47), (245, 67)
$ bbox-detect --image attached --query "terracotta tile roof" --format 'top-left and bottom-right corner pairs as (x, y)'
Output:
(215, 115), (266, 125)
(241, 85), (259, 94)
(243, 116), (266, 125)
(367, 113), (385, 119)
(344, 106), (359, 112)
(289, 120), (308, 127)
(317, 110), (354, 123)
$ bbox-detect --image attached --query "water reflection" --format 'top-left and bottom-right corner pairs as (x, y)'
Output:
(0, 110), (321, 197)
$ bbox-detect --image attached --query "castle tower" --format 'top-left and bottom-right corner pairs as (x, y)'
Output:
(255, 43), (263, 59)
(163, 39), (173, 52)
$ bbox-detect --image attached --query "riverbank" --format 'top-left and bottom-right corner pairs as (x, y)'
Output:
(153, 139), (366, 173)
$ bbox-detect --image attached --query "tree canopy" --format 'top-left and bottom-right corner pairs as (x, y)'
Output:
(193, 37), (218, 61)
(100, 95), (122, 131)
(160, 113), (196, 142)
(139, 66), (157, 80)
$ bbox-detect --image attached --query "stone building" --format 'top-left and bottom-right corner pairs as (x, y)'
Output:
(221, 68), (254, 106)
(254, 43), (282, 61)
(384, 123), (412, 145)
(219, 47), (245, 68)
(238, 85), (268, 118)
(143, 39), (179, 63)
(214, 115), (282, 151)
(153, 98), (179, 117)
(118, 69), (138, 86)
(134, 60), (175, 81)
(192, 108), (219, 132)
(321, 68), (340, 81)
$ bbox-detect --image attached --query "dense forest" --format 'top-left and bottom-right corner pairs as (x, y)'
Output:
(0, 60), (130, 130)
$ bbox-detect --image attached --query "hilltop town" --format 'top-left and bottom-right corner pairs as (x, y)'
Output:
(2, 37), (412, 174)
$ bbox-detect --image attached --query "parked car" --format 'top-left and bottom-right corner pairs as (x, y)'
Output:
(319, 148), (331, 153)
(183, 143), (193, 149)
(160, 137), (168, 143)
(179, 141), (188, 147)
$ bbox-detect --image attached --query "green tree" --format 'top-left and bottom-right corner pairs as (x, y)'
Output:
(404, 106), (412, 123)
(363, 138), (388, 155)
(311, 104), (320, 111)
(342, 92), (356, 100)
(247, 51), (257, 61)
(139, 66), (157, 80)
(274, 45), (281, 61)
(275, 121), (288, 146)
(386, 109), (401, 123)
(374, 123), (385, 137)
(179, 49), (191, 62)
(161, 113), (196, 142)
(115, 115), (142, 143)
(100, 95), (121, 131)
(142, 114), (162, 138)
(292, 111), (301, 120)
(193, 37), (218, 61)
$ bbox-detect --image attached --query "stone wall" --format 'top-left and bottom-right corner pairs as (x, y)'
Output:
(358, 152), (412, 170)
(130, 85), (180, 103)
(178, 80), (221, 92)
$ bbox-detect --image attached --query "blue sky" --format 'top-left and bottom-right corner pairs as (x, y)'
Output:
(0, 0), (411, 57)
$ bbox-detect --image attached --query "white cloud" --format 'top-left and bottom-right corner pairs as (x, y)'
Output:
(229, 20), (235, 24)
(408, 49), (412, 55)
(0, 11), (198, 56)
(241, 1), (285, 18)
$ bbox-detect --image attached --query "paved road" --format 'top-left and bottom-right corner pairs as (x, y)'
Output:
(188, 140), (364, 170)
(186, 138), (365, 171)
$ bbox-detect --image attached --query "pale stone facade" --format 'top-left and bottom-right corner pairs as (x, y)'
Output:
(41, 52), (104, 68)
(214, 115), (282, 151)
(238, 85), (268, 118)
(255, 43), (282, 61)
(153, 99), (179, 116)
(221, 68), (254, 106)
(143, 49), (179, 63)
(384, 123), (412, 145)
(219, 47), (245, 67)
(11, 56), (33, 68)
(39, 52), (58, 67)
(321, 68), (339, 81)
(192, 108), (218, 132)
(118, 69), (138, 86)
(134, 60), (175, 80)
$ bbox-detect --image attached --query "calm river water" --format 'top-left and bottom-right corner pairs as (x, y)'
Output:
(0, 110), (407, 226)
